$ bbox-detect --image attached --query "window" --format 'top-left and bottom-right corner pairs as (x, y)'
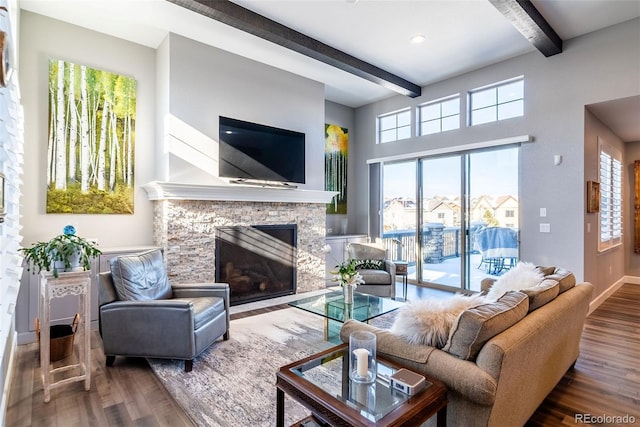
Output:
(418, 96), (460, 136)
(599, 139), (622, 251)
(505, 210), (515, 218)
(469, 77), (524, 126)
(378, 109), (411, 143)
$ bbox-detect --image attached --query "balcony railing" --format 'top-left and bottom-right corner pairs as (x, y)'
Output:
(382, 225), (484, 264)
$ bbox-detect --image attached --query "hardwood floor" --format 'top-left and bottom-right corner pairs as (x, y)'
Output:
(6, 284), (639, 426)
(526, 283), (640, 426)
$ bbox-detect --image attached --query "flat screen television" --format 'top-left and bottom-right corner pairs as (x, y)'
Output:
(219, 116), (306, 185)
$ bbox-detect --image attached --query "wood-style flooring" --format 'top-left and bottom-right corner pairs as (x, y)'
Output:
(6, 283), (639, 426)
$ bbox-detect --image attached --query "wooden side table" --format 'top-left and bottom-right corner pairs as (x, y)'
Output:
(394, 261), (409, 300)
(39, 270), (92, 402)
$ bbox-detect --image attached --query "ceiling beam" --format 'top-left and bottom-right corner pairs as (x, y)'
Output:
(167, 0), (422, 98)
(489, 0), (563, 57)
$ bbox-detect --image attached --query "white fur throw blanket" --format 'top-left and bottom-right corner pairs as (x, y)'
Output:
(391, 293), (486, 348)
(485, 261), (544, 300)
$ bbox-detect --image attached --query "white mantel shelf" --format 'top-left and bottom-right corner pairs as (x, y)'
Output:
(142, 181), (338, 204)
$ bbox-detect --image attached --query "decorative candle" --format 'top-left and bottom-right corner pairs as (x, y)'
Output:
(353, 348), (369, 377)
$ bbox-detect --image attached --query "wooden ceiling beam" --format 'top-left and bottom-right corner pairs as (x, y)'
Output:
(168, 0), (422, 98)
(489, 0), (563, 57)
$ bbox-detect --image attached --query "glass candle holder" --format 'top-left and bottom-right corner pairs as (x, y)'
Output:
(349, 330), (376, 383)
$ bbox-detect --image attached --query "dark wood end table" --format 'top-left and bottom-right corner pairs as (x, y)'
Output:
(276, 344), (447, 427)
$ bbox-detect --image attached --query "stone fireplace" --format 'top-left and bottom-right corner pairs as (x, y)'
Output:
(144, 182), (334, 299)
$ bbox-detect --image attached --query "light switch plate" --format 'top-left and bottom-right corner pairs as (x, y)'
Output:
(540, 223), (551, 233)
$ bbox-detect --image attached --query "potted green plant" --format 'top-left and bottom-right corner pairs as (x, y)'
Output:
(20, 225), (102, 278)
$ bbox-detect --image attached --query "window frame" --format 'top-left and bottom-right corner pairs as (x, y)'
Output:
(417, 95), (460, 136)
(377, 108), (412, 144)
(468, 76), (524, 126)
(598, 138), (623, 252)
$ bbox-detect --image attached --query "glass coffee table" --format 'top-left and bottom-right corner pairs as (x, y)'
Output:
(288, 291), (404, 342)
(276, 344), (447, 427)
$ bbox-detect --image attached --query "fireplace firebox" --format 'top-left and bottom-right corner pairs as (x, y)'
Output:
(215, 224), (297, 305)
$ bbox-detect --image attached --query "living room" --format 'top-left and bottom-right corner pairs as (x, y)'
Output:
(1, 0), (640, 426)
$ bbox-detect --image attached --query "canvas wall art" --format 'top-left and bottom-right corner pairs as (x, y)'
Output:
(325, 124), (348, 214)
(46, 59), (136, 214)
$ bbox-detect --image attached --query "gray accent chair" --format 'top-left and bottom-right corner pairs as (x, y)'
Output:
(98, 249), (230, 372)
(347, 242), (396, 299)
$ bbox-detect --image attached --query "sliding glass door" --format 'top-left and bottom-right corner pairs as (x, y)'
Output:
(420, 155), (463, 288)
(381, 146), (519, 292)
(381, 161), (417, 281)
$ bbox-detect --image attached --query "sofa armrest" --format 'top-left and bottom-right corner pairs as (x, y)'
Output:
(172, 282), (230, 302)
(99, 299), (196, 357)
(339, 319), (497, 406)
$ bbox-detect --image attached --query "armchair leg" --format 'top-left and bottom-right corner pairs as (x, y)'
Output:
(185, 359), (193, 372)
(223, 331), (230, 341)
(106, 355), (115, 366)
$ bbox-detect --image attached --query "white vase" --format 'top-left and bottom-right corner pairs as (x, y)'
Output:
(343, 284), (356, 304)
(53, 251), (81, 272)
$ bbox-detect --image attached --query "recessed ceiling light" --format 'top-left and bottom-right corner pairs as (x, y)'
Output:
(410, 34), (426, 44)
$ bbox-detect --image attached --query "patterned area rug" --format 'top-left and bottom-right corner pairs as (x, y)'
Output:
(148, 307), (396, 426)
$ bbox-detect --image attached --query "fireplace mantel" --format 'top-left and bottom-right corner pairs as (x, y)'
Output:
(142, 181), (337, 204)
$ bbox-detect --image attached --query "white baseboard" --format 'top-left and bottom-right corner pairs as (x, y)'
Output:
(588, 276), (640, 315)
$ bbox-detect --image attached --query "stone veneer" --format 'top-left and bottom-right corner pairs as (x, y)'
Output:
(153, 200), (327, 294)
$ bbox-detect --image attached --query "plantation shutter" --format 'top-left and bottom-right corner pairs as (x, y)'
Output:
(598, 139), (623, 251)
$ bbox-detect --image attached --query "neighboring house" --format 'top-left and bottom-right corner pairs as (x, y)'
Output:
(494, 195), (519, 229)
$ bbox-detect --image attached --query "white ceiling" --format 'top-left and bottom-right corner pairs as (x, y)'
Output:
(20, 0), (640, 140)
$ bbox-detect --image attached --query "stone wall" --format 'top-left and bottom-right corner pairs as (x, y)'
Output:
(153, 200), (327, 294)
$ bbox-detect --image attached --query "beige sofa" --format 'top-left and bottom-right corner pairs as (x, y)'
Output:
(340, 268), (593, 427)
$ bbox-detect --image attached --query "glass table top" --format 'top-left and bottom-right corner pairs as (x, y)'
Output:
(288, 291), (404, 323)
(289, 346), (429, 422)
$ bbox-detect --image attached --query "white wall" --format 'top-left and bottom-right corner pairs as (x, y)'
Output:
(350, 18), (640, 297)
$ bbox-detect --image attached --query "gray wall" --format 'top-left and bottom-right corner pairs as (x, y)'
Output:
(583, 109), (626, 299)
(623, 140), (640, 277)
(162, 33), (326, 191)
(325, 100), (355, 235)
(349, 18), (640, 294)
(19, 11), (157, 248)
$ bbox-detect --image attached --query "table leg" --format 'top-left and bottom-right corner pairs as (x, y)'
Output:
(40, 281), (51, 403)
(437, 405), (447, 427)
(403, 276), (408, 300)
(276, 387), (285, 427)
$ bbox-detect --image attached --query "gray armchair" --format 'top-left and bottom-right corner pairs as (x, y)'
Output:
(347, 242), (396, 299)
(98, 249), (230, 372)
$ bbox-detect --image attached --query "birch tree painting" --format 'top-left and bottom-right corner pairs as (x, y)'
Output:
(47, 60), (136, 214)
(325, 124), (348, 214)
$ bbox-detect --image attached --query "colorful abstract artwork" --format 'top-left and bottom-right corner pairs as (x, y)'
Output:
(46, 60), (136, 214)
(325, 124), (348, 214)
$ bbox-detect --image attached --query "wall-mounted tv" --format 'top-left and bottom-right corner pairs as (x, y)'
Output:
(219, 116), (306, 185)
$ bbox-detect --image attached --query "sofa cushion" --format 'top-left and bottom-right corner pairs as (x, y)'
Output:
(443, 291), (529, 360)
(390, 293), (486, 348)
(521, 278), (560, 311)
(353, 259), (384, 270)
(485, 262), (544, 300)
(109, 249), (173, 301)
(546, 268), (576, 293)
(358, 269), (391, 284)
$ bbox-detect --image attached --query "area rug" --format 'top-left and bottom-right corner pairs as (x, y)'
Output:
(148, 307), (396, 426)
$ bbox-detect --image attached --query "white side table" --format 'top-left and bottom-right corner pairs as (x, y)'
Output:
(39, 270), (91, 402)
